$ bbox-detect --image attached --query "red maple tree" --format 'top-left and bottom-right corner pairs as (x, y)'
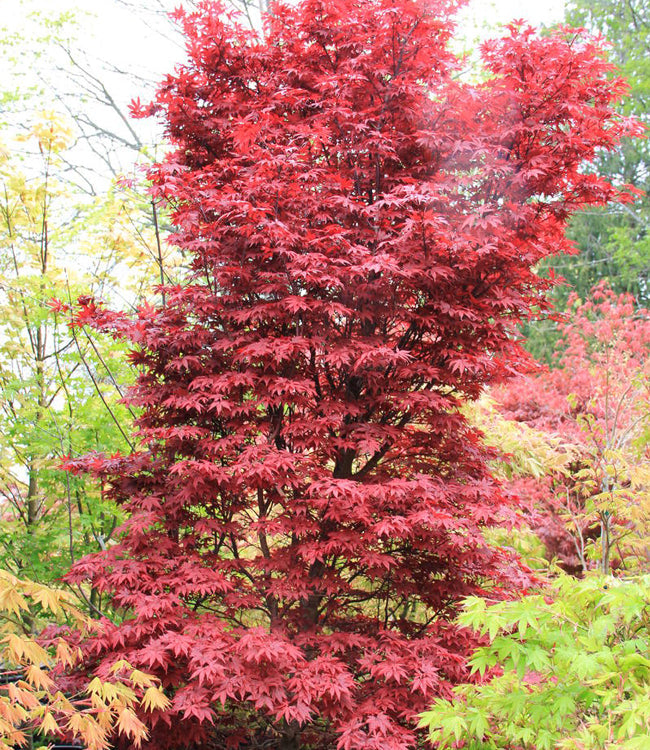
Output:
(63, 1), (639, 747)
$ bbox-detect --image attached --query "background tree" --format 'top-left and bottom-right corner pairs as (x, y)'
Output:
(0, 108), (181, 591)
(559, 0), (650, 304)
(60, 1), (639, 748)
(1, 1), (178, 296)
(493, 285), (650, 575)
(0, 112), (129, 584)
(522, 0), (650, 361)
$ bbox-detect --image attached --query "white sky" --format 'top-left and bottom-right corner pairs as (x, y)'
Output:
(4, 0), (568, 80)
(460, 0), (566, 32)
(88, 0), (568, 73)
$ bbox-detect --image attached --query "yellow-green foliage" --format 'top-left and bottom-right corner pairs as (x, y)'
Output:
(0, 110), (181, 585)
(465, 395), (574, 481)
(0, 570), (169, 749)
(420, 572), (650, 750)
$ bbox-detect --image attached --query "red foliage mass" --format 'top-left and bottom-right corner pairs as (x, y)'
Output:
(62, 1), (638, 747)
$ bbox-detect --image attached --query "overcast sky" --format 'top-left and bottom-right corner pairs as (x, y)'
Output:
(4, 0), (568, 83)
(460, 0), (566, 31)
(87, 0), (568, 75)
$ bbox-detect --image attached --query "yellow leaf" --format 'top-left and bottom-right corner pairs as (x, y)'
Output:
(115, 707), (147, 744)
(25, 664), (55, 691)
(29, 585), (63, 615)
(67, 712), (88, 736)
(51, 690), (73, 712)
(40, 711), (60, 736)
(109, 659), (131, 674)
(8, 684), (40, 711)
(0, 588), (29, 615)
(3, 634), (49, 666)
(87, 677), (104, 695)
(55, 639), (78, 668)
(129, 669), (156, 688)
(0, 697), (28, 725)
(80, 718), (110, 750)
(141, 686), (171, 713)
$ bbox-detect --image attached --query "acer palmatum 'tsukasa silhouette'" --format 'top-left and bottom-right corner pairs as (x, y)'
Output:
(63, 1), (640, 748)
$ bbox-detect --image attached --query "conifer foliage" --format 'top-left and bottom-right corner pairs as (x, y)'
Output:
(64, 1), (638, 747)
